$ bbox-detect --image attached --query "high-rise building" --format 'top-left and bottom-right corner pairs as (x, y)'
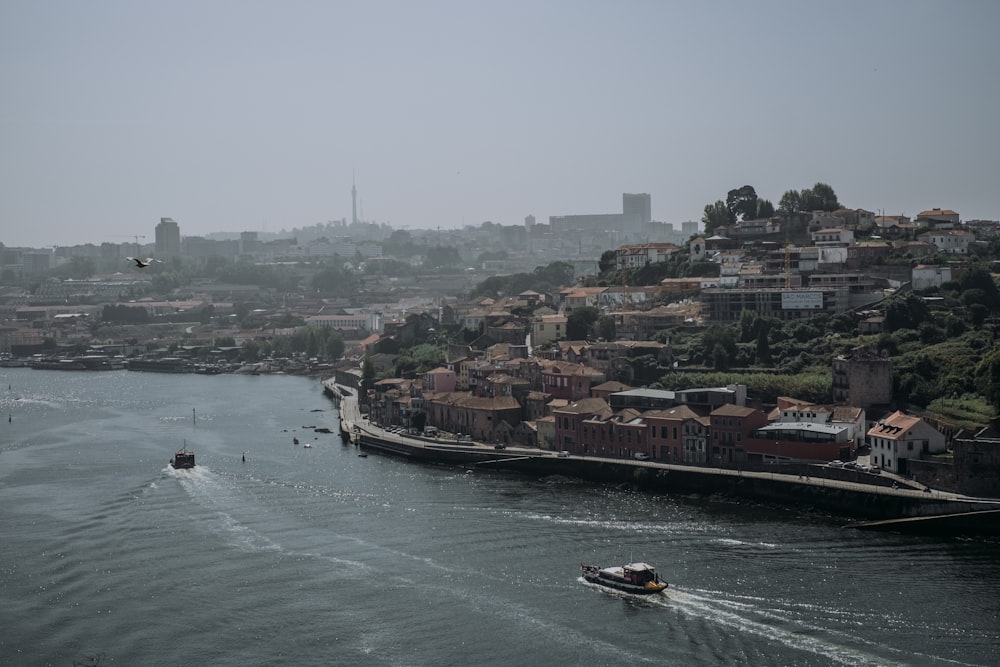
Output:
(352, 175), (358, 225)
(549, 192), (652, 239)
(622, 193), (651, 233)
(155, 217), (181, 256)
(240, 231), (258, 255)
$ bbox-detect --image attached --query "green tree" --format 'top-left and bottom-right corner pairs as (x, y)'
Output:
(959, 265), (1000, 310)
(325, 331), (345, 360)
(701, 324), (737, 360)
(567, 307), (600, 340)
(469, 261), (574, 299)
(726, 185), (758, 223)
(737, 310), (758, 343)
(306, 329), (320, 358)
(362, 357), (376, 387)
(711, 343), (730, 371)
(756, 320), (772, 365)
(778, 190), (801, 216)
(884, 293), (929, 331)
(270, 335), (292, 358)
(974, 347), (1000, 413)
(799, 182), (841, 212)
(596, 315), (616, 341)
(756, 199), (775, 219)
(702, 200), (729, 235)
(311, 264), (357, 296)
(242, 340), (262, 362)
(969, 303), (988, 329)
(598, 250), (618, 274)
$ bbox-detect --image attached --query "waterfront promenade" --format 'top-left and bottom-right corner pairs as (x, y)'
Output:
(323, 379), (1000, 529)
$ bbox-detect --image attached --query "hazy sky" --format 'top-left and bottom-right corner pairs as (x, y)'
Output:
(2, 1), (998, 248)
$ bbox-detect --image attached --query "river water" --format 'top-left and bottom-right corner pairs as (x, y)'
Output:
(1, 368), (998, 666)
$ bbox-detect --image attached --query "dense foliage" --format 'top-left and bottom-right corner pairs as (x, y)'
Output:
(469, 262), (575, 299)
(658, 371), (832, 405)
(704, 181), (841, 234)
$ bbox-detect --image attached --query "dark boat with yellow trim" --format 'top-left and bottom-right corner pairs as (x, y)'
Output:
(581, 562), (667, 594)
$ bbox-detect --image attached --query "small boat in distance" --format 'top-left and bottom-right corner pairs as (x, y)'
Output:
(581, 562), (667, 595)
(171, 443), (196, 469)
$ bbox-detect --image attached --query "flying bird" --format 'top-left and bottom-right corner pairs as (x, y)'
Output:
(126, 257), (163, 268)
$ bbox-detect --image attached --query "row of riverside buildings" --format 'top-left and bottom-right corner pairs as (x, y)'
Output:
(346, 340), (950, 477)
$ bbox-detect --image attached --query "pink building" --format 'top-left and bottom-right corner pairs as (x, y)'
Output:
(423, 366), (456, 393)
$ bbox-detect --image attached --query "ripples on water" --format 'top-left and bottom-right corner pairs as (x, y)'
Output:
(1, 369), (998, 666)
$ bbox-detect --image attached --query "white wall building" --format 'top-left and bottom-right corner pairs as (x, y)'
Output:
(912, 264), (952, 291)
(867, 410), (946, 473)
(917, 229), (974, 254)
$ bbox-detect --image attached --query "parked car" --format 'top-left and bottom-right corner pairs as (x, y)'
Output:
(828, 460), (845, 468)
(634, 453), (650, 461)
(494, 443), (507, 450)
(557, 451), (570, 458)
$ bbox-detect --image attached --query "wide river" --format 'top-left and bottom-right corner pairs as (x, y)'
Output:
(1, 368), (998, 666)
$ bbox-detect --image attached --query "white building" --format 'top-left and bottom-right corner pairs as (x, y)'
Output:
(776, 402), (866, 449)
(811, 228), (855, 246)
(305, 312), (380, 333)
(912, 264), (952, 291)
(867, 410), (946, 473)
(615, 243), (681, 270)
(917, 229), (974, 254)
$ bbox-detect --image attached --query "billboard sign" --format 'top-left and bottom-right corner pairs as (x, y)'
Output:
(781, 291), (823, 310)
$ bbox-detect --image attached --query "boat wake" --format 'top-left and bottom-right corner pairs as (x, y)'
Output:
(654, 587), (979, 667)
(575, 578), (973, 666)
(163, 463), (377, 571)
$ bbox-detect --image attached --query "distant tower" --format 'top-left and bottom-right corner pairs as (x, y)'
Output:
(240, 231), (258, 256)
(155, 217), (181, 256)
(351, 173), (358, 225)
(622, 193), (652, 234)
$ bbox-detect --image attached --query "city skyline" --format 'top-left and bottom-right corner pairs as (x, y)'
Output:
(2, 1), (999, 248)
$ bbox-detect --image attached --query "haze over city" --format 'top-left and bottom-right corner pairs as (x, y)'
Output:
(2, 0), (998, 249)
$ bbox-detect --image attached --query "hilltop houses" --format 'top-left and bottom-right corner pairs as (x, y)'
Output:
(348, 210), (985, 471)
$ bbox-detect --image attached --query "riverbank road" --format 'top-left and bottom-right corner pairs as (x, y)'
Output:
(323, 379), (999, 508)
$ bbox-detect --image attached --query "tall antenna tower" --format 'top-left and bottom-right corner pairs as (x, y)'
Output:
(351, 170), (358, 225)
